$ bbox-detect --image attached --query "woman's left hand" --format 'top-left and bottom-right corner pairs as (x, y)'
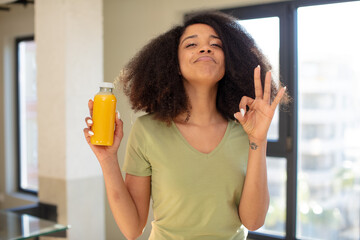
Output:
(234, 66), (286, 142)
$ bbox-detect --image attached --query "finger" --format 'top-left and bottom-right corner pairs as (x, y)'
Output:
(88, 99), (94, 117)
(85, 117), (93, 127)
(83, 128), (94, 144)
(234, 109), (246, 124)
(115, 117), (123, 138)
(263, 71), (271, 104)
(234, 112), (242, 121)
(271, 86), (286, 111)
(254, 65), (263, 99)
(238, 96), (255, 115)
(113, 112), (124, 143)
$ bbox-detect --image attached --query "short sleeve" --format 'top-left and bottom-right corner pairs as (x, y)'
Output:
(122, 118), (152, 176)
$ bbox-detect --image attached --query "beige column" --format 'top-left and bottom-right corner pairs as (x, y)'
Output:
(35, 0), (104, 239)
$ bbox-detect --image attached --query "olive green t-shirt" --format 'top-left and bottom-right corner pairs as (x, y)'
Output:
(123, 114), (249, 240)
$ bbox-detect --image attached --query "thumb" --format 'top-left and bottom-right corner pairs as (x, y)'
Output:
(114, 111), (124, 143)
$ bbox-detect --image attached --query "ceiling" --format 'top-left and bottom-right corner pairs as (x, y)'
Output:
(0, 0), (34, 11)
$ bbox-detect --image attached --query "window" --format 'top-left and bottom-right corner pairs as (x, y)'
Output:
(239, 16), (280, 142)
(238, 17), (286, 237)
(16, 36), (38, 194)
(297, 2), (360, 239)
(223, 0), (360, 239)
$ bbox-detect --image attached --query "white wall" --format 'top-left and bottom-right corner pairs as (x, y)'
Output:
(35, 0), (105, 238)
(103, 0), (288, 239)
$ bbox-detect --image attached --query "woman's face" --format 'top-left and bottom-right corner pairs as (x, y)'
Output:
(178, 24), (225, 86)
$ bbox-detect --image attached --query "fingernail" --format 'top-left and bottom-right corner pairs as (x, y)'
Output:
(257, 65), (260, 69)
(116, 111), (121, 119)
(234, 113), (238, 119)
(88, 130), (94, 136)
(240, 109), (245, 117)
(87, 119), (93, 125)
(284, 86), (287, 91)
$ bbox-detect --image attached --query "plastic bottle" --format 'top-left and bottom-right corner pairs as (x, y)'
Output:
(90, 82), (117, 146)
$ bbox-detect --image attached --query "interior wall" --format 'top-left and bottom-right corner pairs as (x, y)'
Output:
(35, 0), (105, 238)
(0, 4), (36, 210)
(103, 0), (288, 239)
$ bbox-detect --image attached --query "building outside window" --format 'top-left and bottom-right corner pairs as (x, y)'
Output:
(297, 2), (360, 239)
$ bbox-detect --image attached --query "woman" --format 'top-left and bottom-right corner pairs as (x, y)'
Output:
(84, 11), (287, 240)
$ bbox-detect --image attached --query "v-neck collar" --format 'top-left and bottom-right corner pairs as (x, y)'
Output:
(171, 120), (231, 157)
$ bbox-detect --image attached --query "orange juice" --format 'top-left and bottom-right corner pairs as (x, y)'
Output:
(90, 82), (117, 146)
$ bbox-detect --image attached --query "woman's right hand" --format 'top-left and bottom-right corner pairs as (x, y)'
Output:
(83, 99), (124, 163)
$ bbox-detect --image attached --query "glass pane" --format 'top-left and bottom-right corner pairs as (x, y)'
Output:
(18, 40), (38, 192)
(0, 210), (68, 239)
(239, 17), (280, 141)
(259, 157), (286, 236)
(298, 2), (360, 240)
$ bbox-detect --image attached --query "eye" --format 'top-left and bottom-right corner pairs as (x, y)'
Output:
(211, 43), (223, 49)
(185, 43), (196, 48)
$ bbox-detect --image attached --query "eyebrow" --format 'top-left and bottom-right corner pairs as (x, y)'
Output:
(180, 34), (221, 45)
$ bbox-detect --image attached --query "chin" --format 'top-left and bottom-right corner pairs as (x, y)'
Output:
(182, 69), (224, 85)
(188, 76), (222, 86)
(197, 72), (224, 82)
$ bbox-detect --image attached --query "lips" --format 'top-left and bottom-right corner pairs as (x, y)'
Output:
(195, 56), (216, 63)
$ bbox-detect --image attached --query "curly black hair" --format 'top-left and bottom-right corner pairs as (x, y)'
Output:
(120, 11), (285, 124)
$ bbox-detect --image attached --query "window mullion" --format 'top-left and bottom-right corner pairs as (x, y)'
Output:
(281, 3), (298, 240)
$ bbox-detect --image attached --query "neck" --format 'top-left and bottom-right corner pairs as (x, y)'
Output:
(177, 81), (224, 126)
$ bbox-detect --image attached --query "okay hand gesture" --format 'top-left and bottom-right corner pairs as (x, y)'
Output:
(234, 66), (286, 142)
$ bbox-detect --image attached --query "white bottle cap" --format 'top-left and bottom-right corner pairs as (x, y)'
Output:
(99, 82), (114, 88)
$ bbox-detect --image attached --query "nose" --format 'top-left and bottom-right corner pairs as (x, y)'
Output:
(200, 49), (211, 53)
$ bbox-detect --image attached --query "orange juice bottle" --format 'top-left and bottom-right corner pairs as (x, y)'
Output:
(91, 82), (117, 146)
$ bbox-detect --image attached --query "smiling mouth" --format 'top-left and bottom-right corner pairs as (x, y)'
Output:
(195, 56), (216, 63)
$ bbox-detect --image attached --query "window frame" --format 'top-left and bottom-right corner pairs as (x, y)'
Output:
(15, 35), (38, 195)
(222, 0), (359, 239)
(223, 3), (297, 239)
